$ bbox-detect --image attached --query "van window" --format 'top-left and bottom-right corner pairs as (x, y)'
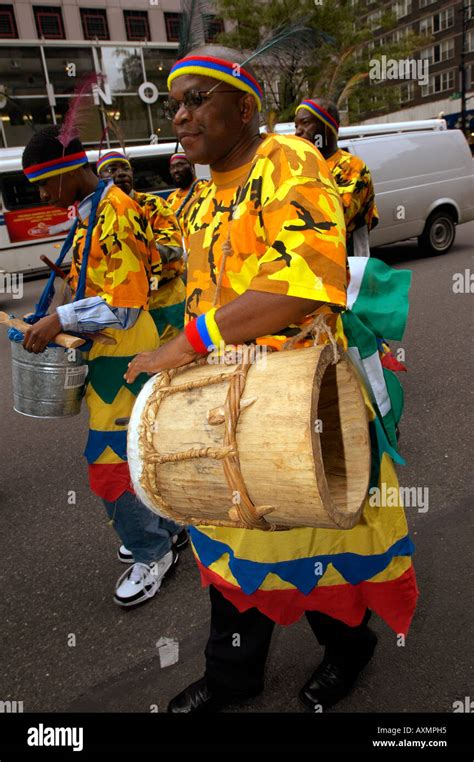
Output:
(1, 172), (42, 211)
(132, 156), (174, 194)
(350, 132), (463, 182)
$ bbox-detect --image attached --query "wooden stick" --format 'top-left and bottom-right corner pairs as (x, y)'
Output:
(40, 255), (67, 280)
(0, 312), (85, 349)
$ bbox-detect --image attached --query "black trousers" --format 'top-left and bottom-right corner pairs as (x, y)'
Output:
(205, 585), (372, 696)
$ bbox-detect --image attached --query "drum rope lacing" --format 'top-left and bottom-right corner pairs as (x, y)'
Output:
(137, 347), (285, 531)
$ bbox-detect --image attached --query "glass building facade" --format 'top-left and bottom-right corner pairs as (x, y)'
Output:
(0, 40), (180, 148)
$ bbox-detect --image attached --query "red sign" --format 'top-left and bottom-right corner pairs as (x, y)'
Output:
(4, 206), (70, 243)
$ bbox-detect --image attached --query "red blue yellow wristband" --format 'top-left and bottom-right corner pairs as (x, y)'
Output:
(184, 318), (208, 354)
(184, 308), (225, 354)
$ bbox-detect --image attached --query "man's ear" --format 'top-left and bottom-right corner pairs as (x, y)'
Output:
(239, 93), (257, 124)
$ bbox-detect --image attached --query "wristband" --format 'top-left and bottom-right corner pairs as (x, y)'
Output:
(184, 318), (208, 354)
(204, 307), (225, 349)
(184, 308), (226, 354)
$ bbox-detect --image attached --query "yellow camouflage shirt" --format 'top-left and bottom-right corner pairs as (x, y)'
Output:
(181, 134), (347, 346)
(68, 184), (156, 309)
(325, 148), (379, 235)
(131, 190), (184, 286)
(167, 179), (208, 216)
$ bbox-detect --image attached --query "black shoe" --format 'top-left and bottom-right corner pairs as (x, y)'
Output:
(173, 529), (189, 551)
(167, 676), (258, 714)
(299, 629), (378, 711)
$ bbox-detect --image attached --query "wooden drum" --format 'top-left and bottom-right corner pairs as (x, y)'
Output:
(128, 345), (371, 531)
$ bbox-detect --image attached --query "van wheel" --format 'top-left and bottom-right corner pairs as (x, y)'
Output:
(418, 210), (456, 255)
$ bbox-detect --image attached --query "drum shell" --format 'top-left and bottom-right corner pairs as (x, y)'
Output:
(128, 346), (371, 530)
(10, 341), (87, 418)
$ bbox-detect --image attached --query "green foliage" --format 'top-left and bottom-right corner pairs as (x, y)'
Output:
(215, 0), (429, 124)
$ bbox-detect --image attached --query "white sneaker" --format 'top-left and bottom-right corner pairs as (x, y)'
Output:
(113, 549), (179, 608)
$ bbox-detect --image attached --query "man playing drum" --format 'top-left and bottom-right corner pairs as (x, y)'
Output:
(125, 46), (418, 713)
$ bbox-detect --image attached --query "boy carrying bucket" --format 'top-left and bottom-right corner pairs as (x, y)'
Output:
(20, 126), (187, 607)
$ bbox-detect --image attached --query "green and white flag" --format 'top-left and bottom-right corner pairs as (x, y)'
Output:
(342, 257), (412, 452)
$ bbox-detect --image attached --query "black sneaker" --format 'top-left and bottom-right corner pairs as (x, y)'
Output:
(173, 529), (189, 551)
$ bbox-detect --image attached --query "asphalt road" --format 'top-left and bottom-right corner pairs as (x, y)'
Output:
(0, 224), (472, 717)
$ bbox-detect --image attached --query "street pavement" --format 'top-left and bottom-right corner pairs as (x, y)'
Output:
(0, 223), (472, 715)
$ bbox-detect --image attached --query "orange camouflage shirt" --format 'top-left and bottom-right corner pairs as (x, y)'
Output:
(181, 134), (347, 345)
(68, 184), (156, 309)
(325, 148), (379, 234)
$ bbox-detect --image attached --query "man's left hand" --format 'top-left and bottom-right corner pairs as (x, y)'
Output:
(22, 313), (63, 354)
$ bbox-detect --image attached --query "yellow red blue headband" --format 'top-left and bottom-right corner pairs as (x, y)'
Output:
(296, 100), (339, 137)
(167, 55), (263, 112)
(170, 153), (188, 164)
(96, 151), (131, 174)
(23, 151), (88, 183)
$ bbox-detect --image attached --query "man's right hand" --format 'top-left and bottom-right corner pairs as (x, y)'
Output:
(124, 331), (200, 384)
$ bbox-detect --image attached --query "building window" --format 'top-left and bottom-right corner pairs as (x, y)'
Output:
(80, 8), (110, 41)
(367, 10), (382, 30)
(418, 0), (436, 7)
(400, 82), (414, 103)
(33, 5), (65, 39)
(420, 39), (455, 65)
(421, 69), (455, 97)
(203, 15), (224, 43)
(419, 16), (433, 36)
(469, 30), (474, 54)
(123, 10), (150, 42)
(433, 7), (455, 33)
(164, 12), (181, 42)
(0, 4), (18, 38)
(392, 0), (412, 20)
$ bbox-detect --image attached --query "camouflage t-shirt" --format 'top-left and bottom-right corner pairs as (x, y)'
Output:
(68, 184), (156, 309)
(167, 180), (208, 216)
(325, 148), (379, 234)
(181, 134), (347, 345)
(132, 190), (184, 286)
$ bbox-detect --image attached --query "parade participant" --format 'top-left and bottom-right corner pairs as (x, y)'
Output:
(295, 100), (408, 404)
(21, 127), (184, 607)
(166, 152), (207, 217)
(295, 98), (378, 257)
(97, 151), (186, 345)
(125, 46), (418, 713)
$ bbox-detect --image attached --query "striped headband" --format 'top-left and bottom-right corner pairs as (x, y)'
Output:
(168, 55), (263, 112)
(296, 100), (339, 136)
(96, 151), (131, 174)
(170, 153), (188, 164)
(24, 151), (88, 183)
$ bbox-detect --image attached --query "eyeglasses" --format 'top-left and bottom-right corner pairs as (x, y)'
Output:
(163, 87), (239, 120)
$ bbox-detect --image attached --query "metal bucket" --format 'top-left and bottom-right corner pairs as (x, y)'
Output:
(10, 341), (88, 418)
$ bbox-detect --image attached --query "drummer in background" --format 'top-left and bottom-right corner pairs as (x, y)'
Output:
(294, 98), (379, 257)
(166, 153), (207, 218)
(125, 46), (418, 713)
(20, 128), (187, 608)
(97, 150), (186, 345)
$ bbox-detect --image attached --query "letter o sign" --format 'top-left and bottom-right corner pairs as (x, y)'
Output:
(138, 82), (159, 105)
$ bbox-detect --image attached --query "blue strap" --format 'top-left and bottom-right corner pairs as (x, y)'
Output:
(33, 221), (78, 320)
(32, 179), (106, 319)
(74, 179), (106, 302)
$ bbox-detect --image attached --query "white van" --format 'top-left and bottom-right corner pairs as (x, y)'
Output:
(270, 119), (474, 255)
(0, 142), (180, 275)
